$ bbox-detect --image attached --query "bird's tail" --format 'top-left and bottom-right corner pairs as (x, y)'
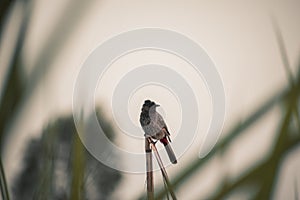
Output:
(160, 138), (177, 164)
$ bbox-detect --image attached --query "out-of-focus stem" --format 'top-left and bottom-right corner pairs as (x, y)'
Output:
(0, 157), (9, 200)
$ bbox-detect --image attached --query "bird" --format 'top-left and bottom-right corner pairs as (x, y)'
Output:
(140, 100), (177, 164)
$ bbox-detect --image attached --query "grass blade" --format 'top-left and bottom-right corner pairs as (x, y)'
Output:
(0, 157), (9, 200)
(271, 16), (300, 131)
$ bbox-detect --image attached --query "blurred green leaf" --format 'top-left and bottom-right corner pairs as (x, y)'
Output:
(152, 62), (300, 200)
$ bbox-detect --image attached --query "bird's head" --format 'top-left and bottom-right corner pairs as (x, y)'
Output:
(142, 100), (159, 113)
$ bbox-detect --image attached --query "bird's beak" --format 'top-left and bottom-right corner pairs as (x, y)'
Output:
(155, 104), (160, 107)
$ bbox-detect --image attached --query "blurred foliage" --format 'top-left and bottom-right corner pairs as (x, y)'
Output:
(0, 0), (31, 145)
(0, 1), (30, 199)
(149, 57), (300, 200)
(137, 26), (300, 198)
(0, 0), (95, 198)
(13, 111), (122, 200)
(0, 0), (14, 39)
(0, 0), (94, 145)
(0, 0), (300, 200)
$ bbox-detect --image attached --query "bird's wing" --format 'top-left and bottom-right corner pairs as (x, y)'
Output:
(156, 112), (171, 136)
(156, 112), (166, 127)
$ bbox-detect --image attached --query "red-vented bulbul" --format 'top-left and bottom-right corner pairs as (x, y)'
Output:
(140, 100), (177, 164)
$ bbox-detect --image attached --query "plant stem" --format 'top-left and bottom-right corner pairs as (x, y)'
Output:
(271, 16), (300, 131)
(0, 156), (9, 200)
(148, 138), (177, 200)
(145, 138), (154, 200)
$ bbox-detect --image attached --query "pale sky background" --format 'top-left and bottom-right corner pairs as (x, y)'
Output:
(1, 0), (300, 199)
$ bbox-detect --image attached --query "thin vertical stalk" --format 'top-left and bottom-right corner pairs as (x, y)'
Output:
(0, 157), (9, 200)
(148, 138), (177, 200)
(294, 176), (299, 200)
(145, 138), (154, 200)
(70, 134), (85, 200)
(0, 0), (32, 145)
